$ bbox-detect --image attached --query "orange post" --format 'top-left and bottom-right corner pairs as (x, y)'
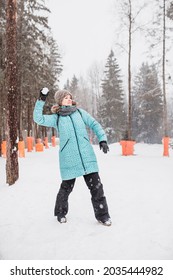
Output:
(27, 136), (33, 152)
(163, 137), (169, 156)
(120, 140), (126, 155)
(18, 140), (25, 158)
(1, 141), (7, 158)
(44, 137), (49, 149)
(35, 138), (44, 152)
(120, 140), (135, 156)
(127, 141), (135, 155)
(51, 136), (56, 147)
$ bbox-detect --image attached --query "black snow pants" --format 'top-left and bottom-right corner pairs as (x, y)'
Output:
(54, 172), (110, 222)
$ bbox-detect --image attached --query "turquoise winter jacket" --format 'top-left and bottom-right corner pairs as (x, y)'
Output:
(33, 100), (107, 180)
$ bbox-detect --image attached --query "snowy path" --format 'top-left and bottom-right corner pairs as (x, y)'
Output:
(0, 143), (173, 260)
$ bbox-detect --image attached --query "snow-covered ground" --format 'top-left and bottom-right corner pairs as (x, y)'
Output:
(0, 143), (173, 260)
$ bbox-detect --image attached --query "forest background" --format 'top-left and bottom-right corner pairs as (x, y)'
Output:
(1, 0), (173, 184)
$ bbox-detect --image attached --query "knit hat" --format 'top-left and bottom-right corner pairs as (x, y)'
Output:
(51, 89), (76, 113)
(54, 90), (72, 105)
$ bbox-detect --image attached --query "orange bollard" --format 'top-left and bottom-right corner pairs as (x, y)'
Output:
(35, 138), (44, 152)
(51, 136), (56, 147)
(120, 140), (135, 156)
(126, 141), (135, 155)
(1, 141), (7, 158)
(120, 140), (126, 155)
(163, 137), (169, 156)
(18, 140), (25, 158)
(27, 137), (33, 152)
(43, 137), (49, 149)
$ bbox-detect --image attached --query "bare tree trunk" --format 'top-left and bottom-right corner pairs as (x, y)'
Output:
(0, 70), (2, 157)
(27, 98), (33, 137)
(17, 0), (25, 141)
(0, 103), (1, 157)
(0, 13), (6, 156)
(52, 128), (55, 136)
(162, 0), (168, 136)
(128, 0), (132, 140)
(5, 0), (19, 185)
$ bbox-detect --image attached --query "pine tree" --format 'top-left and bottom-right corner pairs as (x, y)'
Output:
(78, 76), (92, 112)
(15, 0), (62, 136)
(99, 50), (126, 143)
(167, 1), (173, 19)
(88, 62), (103, 119)
(1, 0), (62, 157)
(69, 75), (81, 104)
(64, 75), (92, 112)
(69, 75), (78, 93)
(43, 37), (63, 114)
(132, 63), (163, 143)
(64, 78), (70, 90)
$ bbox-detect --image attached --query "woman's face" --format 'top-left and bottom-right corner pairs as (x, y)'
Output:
(61, 94), (72, 106)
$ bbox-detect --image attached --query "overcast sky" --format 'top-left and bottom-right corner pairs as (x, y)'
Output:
(45, 0), (173, 93)
(46, 0), (115, 85)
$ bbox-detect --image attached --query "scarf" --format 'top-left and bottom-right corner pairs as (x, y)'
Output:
(58, 105), (77, 116)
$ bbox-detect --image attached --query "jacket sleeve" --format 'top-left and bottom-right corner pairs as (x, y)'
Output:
(79, 109), (107, 142)
(33, 100), (58, 129)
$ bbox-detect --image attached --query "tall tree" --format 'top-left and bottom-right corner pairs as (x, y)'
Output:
(87, 61), (103, 119)
(127, 0), (132, 140)
(162, 0), (168, 136)
(15, 0), (62, 137)
(114, 0), (147, 140)
(147, 0), (172, 137)
(5, 0), (19, 185)
(16, 0), (25, 141)
(69, 75), (80, 104)
(132, 63), (163, 143)
(0, 0), (63, 155)
(64, 78), (70, 90)
(167, 2), (173, 136)
(0, 0), (6, 156)
(16, 0), (51, 135)
(99, 50), (125, 143)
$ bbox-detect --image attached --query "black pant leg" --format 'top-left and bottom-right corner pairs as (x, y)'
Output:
(84, 172), (110, 221)
(54, 178), (76, 217)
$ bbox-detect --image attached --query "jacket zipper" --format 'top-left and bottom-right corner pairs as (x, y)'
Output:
(69, 115), (87, 174)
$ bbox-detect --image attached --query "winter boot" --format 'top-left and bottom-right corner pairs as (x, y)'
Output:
(98, 218), (112, 226)
(57, 216), (67, 223)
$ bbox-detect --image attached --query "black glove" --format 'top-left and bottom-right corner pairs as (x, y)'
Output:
(99, 141), (109, 153)
(39, 87), (49, 101)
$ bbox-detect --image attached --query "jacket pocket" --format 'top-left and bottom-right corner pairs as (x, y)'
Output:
(60, 139), (70, 152)
(84, 136), (89, 142)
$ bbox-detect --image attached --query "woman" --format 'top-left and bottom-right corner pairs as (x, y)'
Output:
(33, 88), (111, 226)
